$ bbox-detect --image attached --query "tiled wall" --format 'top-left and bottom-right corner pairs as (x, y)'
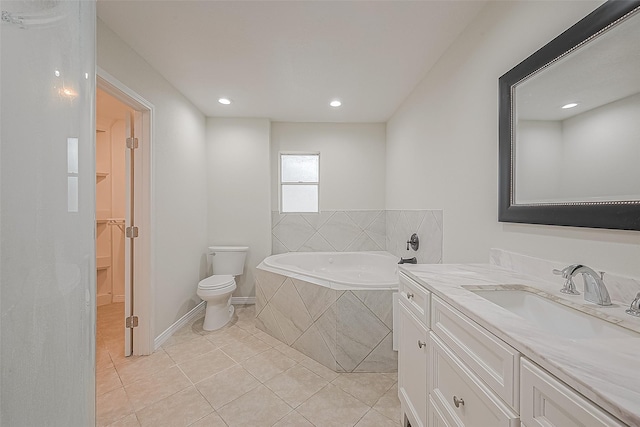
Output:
(271, 209), (443, 264)
(255, 268), (396, 373)
(385, 210), (443, 263)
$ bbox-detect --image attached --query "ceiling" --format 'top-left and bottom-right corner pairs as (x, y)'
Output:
(97, 1), (486, 123)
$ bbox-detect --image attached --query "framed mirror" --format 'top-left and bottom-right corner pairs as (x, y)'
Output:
(499, 0), (640, 231)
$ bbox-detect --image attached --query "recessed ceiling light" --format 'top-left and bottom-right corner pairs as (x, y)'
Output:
(218, 98), (232, 105)
(562, 102), (578, 109)
(329, 100), (342, 107)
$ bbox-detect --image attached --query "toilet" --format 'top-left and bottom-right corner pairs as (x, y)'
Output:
(197, 245), (248, 331)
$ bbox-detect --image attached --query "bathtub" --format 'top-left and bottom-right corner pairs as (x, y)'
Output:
(255, 251), (399, 373)
(259, 251), (399, 291)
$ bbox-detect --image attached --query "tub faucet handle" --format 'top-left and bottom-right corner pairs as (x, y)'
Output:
(406, 233), (419, 251)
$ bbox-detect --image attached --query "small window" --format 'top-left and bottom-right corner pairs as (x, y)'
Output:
(280, 153), (319, 213)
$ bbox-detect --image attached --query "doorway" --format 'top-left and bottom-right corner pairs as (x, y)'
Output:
(96, 69), (153, 357)
(96, 88), (131, 361)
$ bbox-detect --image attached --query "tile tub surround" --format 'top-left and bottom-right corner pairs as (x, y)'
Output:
(271, 210), (443, 264)
(255, 269), (397, 373)
(490, 248), (640, 305)
(399, 263), (640, 426)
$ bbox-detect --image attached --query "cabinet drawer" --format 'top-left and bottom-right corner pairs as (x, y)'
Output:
(399, 273), (430, 326)
(428, 395), (454, 427)
(431, 295), (519, 410)
(521, 359), (625, 427)
(429, 333), (519, 427)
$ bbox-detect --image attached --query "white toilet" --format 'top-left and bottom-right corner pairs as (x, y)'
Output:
(197, 245), (248, 331)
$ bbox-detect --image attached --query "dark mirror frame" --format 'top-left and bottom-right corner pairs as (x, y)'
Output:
(498, 0), (640, 231)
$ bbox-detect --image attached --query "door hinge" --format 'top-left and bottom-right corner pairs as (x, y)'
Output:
(125, 316), (139, 328)
(125, 226), (139, 238)
(126, 137), (139, 149)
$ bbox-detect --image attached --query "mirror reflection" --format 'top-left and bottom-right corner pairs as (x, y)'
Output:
(513, 9), (640, 205)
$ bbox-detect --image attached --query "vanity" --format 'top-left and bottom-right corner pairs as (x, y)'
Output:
(397, 263), (640, 427)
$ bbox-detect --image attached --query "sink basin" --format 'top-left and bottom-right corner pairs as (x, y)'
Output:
(471, 289), (638, 340)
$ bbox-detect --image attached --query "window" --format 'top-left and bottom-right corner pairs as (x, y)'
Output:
(280, 153), (319, 213)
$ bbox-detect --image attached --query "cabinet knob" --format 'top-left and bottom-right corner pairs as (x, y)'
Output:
(453, 396), (465, 408)
(406, 293), (414, 300)
(417, 340), (426, 349)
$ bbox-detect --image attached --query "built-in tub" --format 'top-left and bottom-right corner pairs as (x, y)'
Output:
(255, 251), (399, 373)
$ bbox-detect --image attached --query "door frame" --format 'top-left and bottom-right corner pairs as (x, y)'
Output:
(97, 67), (154, 355)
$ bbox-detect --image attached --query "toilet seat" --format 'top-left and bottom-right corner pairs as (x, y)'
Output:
(198, 274), (235, 290)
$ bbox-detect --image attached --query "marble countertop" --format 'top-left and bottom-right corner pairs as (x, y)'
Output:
(399, 263), (640, 426)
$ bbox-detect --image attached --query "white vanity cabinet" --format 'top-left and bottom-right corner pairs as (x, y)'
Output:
(398, 274), (431, 427)
(397, 271), (630, 427)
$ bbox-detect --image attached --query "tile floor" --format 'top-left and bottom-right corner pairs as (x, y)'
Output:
(96, 303), (402, 427)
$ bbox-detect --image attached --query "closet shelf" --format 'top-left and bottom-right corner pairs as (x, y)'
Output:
(96, 256), (111, 270)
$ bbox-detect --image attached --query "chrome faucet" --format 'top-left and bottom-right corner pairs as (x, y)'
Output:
(626, 292), (640, 317)
(552, 264), (612, 306)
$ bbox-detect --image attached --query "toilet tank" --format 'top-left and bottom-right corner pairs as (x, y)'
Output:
(209, 246), (248, 276)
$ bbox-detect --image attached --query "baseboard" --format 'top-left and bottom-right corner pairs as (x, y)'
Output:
(154, 301), (206, 350)
(231, 296), (256, 305)
(112, 295), (125, 303)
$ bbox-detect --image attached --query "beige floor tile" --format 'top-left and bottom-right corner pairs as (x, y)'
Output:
(164, 336), (217, 364)
(217, 384), (292, 427)
(274, 343), (310, 362)
(97, 365), (123, 397)
(272, 410), (315, 427)
(97, 343), (115, 373)
(203, 325), (251, 347)
(234, 317), (260, 334)
(187, 411), (228, 427)
(299, 354), (340, 382)
(296, 384), (370, 427)
(253, 330), (286, 347)
(372, 382), (401, 422)
(96, 386), (134, 427)
(264, 365), (328, 408)
(162, 319), (206, 349)
(235, 304), (256, 318)
(178, 348), (237, 383)
(106, 413), (141, 427)
(136, 387), (214, 427)
(332, 372), (397, 406)
(125, 365), (192, 411)
(355, 409), (401, 427)
(241, 348), (297, 382)
(196, 364), (260, 409)
(219, 335), (271, 363)
(116, 350), (176, 386)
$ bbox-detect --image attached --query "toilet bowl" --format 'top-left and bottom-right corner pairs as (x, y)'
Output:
(197, 246), (248, 331)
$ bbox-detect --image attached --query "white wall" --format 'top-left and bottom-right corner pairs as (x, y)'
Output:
(206, 118), (272, 298)
(98, 20), (209, 338)
(271, 122), (386, 211)
(1, 1), (96, 424)
(386, 0), (640, 279)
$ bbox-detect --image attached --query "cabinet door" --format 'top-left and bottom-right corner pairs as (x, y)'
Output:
(521, 359), (626, 427)
(398, 300), (429, 427)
